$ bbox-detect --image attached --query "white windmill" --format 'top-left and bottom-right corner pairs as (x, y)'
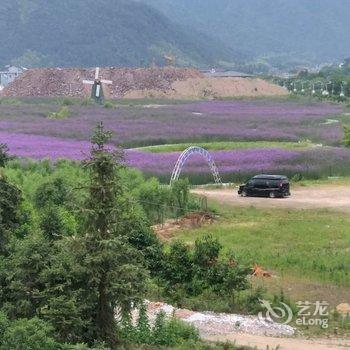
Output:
(83, 67), (113, 104)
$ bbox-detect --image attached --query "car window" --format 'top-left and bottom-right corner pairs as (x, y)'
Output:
(254, 179), (267, 188)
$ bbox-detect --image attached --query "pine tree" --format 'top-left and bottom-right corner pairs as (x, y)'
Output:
(0, 172), (22, 254)
(82, 123), (148, 347)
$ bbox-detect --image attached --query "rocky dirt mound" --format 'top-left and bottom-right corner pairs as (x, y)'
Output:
(125, 77), (288, 99)
(153, 212), (216, 241)
(1, 67), (287, 99)
(1, 67), (201, 98)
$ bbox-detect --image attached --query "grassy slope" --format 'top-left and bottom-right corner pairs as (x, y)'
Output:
(136, 141), (313, 153)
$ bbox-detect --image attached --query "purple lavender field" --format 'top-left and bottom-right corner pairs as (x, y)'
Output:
(0, 99), (349, 183)
(0, 100), (345, 146)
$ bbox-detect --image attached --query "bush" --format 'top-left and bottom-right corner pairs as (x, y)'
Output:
(61, 98), (75, 106)
(343, 124), (350, 147)
(121, 308), (199, 347)
(34, 177), (71, 208)
(80, 98), (94, 106)
(47, 106), (71, 119)
(0, 317), (60, 350)
(103, 101), (114, 109)
(64, 345), (110, 350)
(160, 236), (250, 301)
(39, 206), (77, 240)
(0, 311), (9, 340)
(193, 235), (221, 268)
(162, 241), (193, 289)
(171, 179), (190, 216)
(163, 317), (199, 346)
(0, 144), (11, 167)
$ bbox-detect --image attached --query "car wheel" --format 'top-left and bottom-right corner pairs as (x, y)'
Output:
(241, 190), (248, 197)
(269, 191), (276, 198)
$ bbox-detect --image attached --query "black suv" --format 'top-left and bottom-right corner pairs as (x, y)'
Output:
(238, 175), (290, 198)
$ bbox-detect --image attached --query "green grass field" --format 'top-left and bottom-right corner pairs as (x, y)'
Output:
(177, 205), (350, 288)
(136, 141), (314, 153)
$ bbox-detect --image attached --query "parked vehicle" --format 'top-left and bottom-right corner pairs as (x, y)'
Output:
(238, 175), (291, 198)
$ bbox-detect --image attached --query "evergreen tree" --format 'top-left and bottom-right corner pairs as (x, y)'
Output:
(0, 172), (22, 254)
(81, 122), (148, 347)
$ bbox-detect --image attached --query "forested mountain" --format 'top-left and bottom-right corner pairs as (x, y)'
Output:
(0, 0), (241, 68)
(143, 0), (350, 63)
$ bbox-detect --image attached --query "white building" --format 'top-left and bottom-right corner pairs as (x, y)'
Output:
(0, 66), (25, 87)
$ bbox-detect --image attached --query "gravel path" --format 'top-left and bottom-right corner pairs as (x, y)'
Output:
(193, 184), (350, 212)
(142, 302), (349, 350)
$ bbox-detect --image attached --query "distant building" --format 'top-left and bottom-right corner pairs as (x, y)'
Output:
(0, 66), (25, 87)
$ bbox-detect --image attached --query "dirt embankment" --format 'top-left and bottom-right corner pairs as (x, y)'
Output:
(1, 67), (287, 99)
(125, 77), (287, 99)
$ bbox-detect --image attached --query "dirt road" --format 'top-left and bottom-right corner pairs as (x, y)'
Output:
(204, 333), (350, 350)
(193, 184), (350, 212)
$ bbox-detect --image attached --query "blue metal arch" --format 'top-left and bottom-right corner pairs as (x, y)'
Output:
(170, 146), (222, 185)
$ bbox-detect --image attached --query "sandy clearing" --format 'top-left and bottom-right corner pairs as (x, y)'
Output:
(192, 185), (350, 212)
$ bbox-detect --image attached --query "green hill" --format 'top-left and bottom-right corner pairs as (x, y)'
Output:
(0, 0), (241, 68)
(143, 0), (350, 64)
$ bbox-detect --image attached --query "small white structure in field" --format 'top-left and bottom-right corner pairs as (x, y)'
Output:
(83, 67), (113, 104)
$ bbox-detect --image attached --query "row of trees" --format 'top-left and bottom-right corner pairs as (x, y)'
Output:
(0, 124), (252, 349)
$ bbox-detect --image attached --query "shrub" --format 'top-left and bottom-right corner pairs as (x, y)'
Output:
(0, 311), (9, 340)
(103, 101), (114, 109)
(343, 124), (350, 147)
(34, 177), (71, 208)
(0, 175), (22, 250)
(0, 98), (21, 105)
(122, 308), (199, 347)
(47, 106), (70, 119)
(80, 98), (94, 106)
(193, 235), (221, 268)
(135, 303), (151, 343)
(171, 179), (190, 216)
(39, 206), (67, 240)
(0, 144), (11, 167)
(0, 317), (60, 350)
(61, 98), (75, 106)
(164, 317), (199, 345)
(162, 241), (193, 288)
